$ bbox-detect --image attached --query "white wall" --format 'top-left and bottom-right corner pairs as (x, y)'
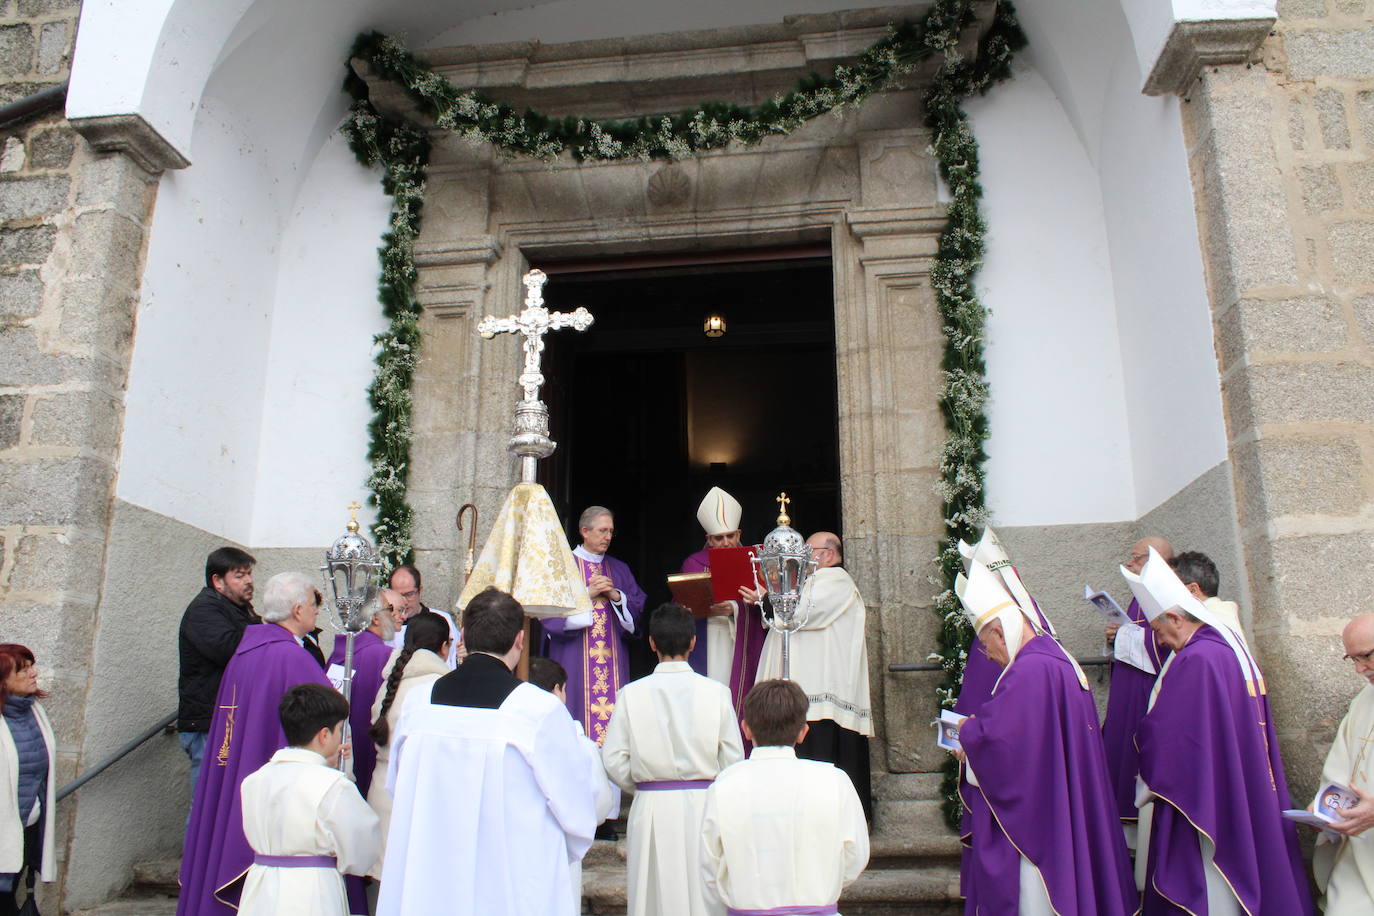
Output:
(96, 0), (1235, 545)
(968, 62), (1136, 526)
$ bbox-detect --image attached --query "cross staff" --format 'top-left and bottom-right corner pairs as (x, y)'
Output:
(478, 269), (593, 405)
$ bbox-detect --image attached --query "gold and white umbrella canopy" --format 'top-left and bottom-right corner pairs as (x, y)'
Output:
(457, 269), (593, 629)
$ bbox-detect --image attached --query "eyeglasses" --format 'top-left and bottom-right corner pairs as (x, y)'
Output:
(1343, 647), (1374, 665)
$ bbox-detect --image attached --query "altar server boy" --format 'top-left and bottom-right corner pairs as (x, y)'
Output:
(602, 604), (743, 916)
(237, 683), (381, 916)
(700, 678), (869, 915)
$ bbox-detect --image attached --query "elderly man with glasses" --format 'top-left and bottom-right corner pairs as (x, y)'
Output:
(1313, 613), (1374, 914)
(753, 531), (873, 821)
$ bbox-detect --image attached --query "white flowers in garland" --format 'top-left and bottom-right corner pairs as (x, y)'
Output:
(341, 2), (1026, 826)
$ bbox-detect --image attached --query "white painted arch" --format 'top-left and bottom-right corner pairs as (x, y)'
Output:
(69, 0), (1237, 544)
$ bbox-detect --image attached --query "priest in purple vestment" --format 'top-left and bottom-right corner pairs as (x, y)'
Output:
(680, 486), (765, 717)
(542, 506), (645, 745)
(1126, 548), (1313, 916)
(324, 602), (396, 799)
(953, 556), (1137, 916)
(178, 572), (334, 916)
(1101, 536), (1173, 834)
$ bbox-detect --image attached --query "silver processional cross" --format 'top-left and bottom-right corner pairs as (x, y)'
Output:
(477, 268), (594, 483)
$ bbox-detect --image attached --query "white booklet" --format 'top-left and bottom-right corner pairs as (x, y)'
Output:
(1283, 782), (1360, 835)
(1112, 623), (1156, 675)
(933, 709), (967, 752)
(1084, 586), (1134, 626)
(326, 663), (349, 694)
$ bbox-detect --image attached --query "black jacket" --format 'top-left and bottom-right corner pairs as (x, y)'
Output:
(177, 587), (260, 731)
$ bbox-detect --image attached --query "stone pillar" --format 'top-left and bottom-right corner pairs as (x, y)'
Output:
(1153, 0), (1374, 793)
(0, 1), (191, 907)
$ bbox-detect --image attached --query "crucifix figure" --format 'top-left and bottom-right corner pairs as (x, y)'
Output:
(477, 268), (594, 481)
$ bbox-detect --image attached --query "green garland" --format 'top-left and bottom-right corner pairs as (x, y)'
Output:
(341, 0), (1024, 824)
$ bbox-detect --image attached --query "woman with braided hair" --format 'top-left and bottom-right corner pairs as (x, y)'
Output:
(366, 611), (451, 870)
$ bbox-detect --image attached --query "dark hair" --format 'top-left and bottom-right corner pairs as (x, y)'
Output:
(461, 587), (524, 655)
(205, 546), (256, 587)
(370, 611), (450, 746)
(1169, 551), (1219, 599)
(0, 644), (46, 706)
(279, 682), (349, 747)
(528, 656), (567, 693)
(649, 603), (695, 658)
(389, 564), (422, 590)
(743, 679), (809, 747)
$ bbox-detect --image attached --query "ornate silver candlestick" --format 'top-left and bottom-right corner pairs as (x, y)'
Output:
(320, 502), (382, 766)
(751, 493), (817, 680)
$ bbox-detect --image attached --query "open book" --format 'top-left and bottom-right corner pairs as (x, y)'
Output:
(1084, 586), (1133, 626)
(1283, 782), (1360, 835)
(933, 709), (967, 752)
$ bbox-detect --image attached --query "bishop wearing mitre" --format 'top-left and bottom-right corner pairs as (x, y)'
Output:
(953, 557), (1136, 915)
(680, 487), (765, 714)
(1126, 547), (1312, 915)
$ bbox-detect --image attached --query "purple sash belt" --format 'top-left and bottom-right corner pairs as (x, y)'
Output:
(726, 906), (838, 915)
(253, 854), (338, 869)
(635, 779), (713, 791)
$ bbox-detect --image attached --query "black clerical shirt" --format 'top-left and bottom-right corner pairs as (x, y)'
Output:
(430, 652), (520, 709)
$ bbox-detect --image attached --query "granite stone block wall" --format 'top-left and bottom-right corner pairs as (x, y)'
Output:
(1189, 0), (1374, 796)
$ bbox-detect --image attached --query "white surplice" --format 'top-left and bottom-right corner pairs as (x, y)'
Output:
(1316, 684), (1374, 915)
(700, 746), (869, 914)
(755, 566), (873, 736)
(570, 723), (622, 915)
(365, 646), (448, 876)
(379, 682), (599, 916)
(237, 747), (381, 916)
(601, 660), (743, 916)
(706, 614), (735, 685)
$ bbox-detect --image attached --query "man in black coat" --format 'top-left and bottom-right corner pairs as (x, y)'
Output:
(177, 546), (259, 798)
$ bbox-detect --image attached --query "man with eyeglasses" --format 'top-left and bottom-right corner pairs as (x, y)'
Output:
(388, 565), (461, 668)
(753, 531), (873, 821)
(1313, 613), (1374, 913)
(542, 506), (645, 745)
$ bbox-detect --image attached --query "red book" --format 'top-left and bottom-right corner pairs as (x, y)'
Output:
(708, 545), (761, 603)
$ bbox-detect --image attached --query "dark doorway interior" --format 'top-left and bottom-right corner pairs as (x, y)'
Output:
(535, 247), (841, 678)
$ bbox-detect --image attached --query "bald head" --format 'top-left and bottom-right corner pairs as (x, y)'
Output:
(1126, 536), (1174, 574)
(1343, 614), (1374, 684)
(806, 532), (842, 568)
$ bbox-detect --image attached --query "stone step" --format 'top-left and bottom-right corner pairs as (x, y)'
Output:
(871, 771), (946, 801)
(70, 894), (179, 916)
(130, 857), (180, 894)
(582, 863), (963, 916)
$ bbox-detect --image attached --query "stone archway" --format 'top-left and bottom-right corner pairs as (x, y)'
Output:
(383, 7), (967, 778)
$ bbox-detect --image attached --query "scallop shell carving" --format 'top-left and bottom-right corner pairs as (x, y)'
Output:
(647, 166), (691, 207)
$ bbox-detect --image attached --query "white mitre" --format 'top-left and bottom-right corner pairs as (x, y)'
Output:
(1123, 547), (1264, 695)
(955, 559), (1037, 662)
(957, 527), (1054, 637)
(696, 486), (742, 536)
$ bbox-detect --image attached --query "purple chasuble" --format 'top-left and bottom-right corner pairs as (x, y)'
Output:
(325, 629), (391, 798)
(1137, 625), (1313, 916)
(543, 552), (645, 744)
(960, 636), (1137, 916)
(178, 624), (332, 916)
(1101, 597), (1171, 822)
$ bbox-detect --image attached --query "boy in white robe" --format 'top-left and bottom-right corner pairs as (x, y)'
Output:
(700, 678), (868, 916)
(528, 656), (622, 915)
(602, 603), (743, 916)
(237, 683), (381, 916)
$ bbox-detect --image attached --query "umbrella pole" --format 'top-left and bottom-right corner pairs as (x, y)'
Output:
(517, 617), (531, 681)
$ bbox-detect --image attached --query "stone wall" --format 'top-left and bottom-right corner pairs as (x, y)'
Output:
(1184, 0), (1374, 797)
(0, 0), (175, 908)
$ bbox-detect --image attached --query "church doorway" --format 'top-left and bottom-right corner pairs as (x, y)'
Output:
(536, 245), (841, 672)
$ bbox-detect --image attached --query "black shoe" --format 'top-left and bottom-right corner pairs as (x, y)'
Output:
(594, 822), (618, 841)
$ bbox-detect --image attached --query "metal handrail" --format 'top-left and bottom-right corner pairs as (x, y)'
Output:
(56, 711), (176, 802)
(0, 81), (67, 132)
(888, 655), (1113, 673)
